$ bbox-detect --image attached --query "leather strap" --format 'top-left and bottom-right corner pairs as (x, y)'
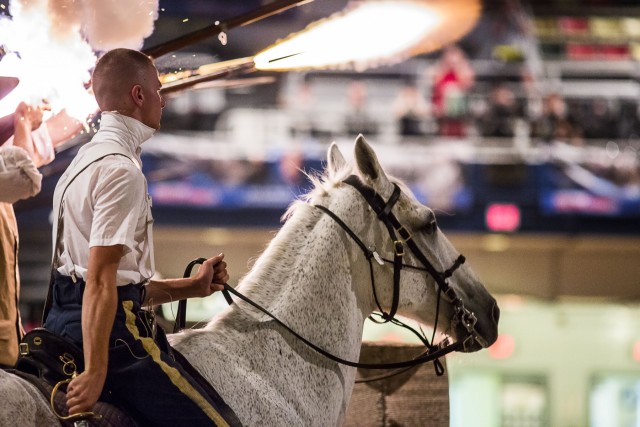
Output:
(174, 258), (207, 333)
(43, 143), (136, 323)
(221, 282), (462, 369)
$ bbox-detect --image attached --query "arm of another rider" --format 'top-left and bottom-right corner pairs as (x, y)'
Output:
(11, 102), (43, 160)
(45, 109), (83, 148)
(143, 253), (229, 306)
(66, 244), (122, 415)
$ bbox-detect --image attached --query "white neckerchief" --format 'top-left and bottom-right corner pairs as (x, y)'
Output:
(97, 111), (155, 164)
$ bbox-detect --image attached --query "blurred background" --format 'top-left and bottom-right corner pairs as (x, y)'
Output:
(5, 0), (640, 425)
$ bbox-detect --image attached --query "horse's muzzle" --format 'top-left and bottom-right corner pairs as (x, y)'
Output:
(457, 300), (500, 353)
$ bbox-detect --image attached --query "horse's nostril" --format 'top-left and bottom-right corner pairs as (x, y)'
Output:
(492, 302), (500, 324)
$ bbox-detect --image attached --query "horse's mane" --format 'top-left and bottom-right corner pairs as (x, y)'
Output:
(282, 156), (354, 221)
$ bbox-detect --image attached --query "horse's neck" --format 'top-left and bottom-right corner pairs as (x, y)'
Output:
(175, 201), (373, 366)
(224, 203), (370, 354)
(172, 196), (376, 424)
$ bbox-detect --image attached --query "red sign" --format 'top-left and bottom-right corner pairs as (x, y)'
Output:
(488, 334), (516, 360)
(486, 203), (521, 232)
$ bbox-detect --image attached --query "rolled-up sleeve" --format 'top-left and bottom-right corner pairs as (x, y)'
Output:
(0, 146), (42, 203)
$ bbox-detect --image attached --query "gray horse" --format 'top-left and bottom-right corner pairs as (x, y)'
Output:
(0, 136), (499, 426)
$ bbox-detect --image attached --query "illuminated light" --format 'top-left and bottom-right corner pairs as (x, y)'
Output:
(499, 294), (525, 311)
(481, 234), (510, 253)
(0, 0), (158, 122)
(159, 57), (256, 94)
(376, 332), (405, 343)
(203, 228), (233, 246)
(0, 0), (97, 121)
(606, 140), (619, 159)
(486, 203), (521, 232)
(632, 340), (640, 362)
(488, 334), (515, 360)
(253, 0), (480, 71)
(160, 0), (479, 94)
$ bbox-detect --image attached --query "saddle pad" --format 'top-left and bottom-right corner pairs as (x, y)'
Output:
(8, 369), (137, 427)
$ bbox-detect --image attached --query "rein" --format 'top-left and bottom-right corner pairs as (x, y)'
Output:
(175, 175), (481, 374)
(177, 261), (462, 371)
(221, 283), (462, 370)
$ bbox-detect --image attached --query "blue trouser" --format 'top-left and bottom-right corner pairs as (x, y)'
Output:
(44, 272), (241, 427)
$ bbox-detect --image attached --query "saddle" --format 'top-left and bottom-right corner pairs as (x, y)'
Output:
(13, 328), (242, 427)
(16, 328), (84, 385)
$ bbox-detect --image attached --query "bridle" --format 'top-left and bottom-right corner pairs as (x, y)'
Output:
(314, 175), (483, 374)
(318, 175), (471, 326)
(176, 175), (485, 376)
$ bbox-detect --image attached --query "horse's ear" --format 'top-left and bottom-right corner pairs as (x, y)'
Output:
(354, 134), (388, 184)
(327, 142), (347, 173)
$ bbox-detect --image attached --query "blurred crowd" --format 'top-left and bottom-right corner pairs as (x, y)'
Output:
(389, 44), (640, 144)
(161, 44), (640, 148)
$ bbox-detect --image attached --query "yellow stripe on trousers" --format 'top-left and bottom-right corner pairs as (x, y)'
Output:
(122, 300), (229, 427)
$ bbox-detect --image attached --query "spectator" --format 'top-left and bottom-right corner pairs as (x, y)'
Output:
(530, 92), (582, 145)
(344, 80), (378, 136)
(392, 80), (433, 137)
(427, 45), (475, 137)
(478, 82), (523, 138)
(617, 100), (640, 140)
(289, 78), (316, 137)
(581, 98), (617, 140)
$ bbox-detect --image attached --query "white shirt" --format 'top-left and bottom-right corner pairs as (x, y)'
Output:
(0, 146), (42, 203)
(52, 112), (156, 286)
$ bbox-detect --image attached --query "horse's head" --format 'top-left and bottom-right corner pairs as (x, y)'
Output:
(325, 135), (499, 352)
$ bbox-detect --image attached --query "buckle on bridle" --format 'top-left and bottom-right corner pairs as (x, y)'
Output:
(455, 303), (477, 333)
(394, 240), (405, 256)
(436, 336), (452, 351)
(395, 225), (412, 242)
(461, 310), (478, 333)
(462, 334), (477, 352)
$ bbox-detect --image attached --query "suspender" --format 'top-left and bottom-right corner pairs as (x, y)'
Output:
(42, 143), (139, 323)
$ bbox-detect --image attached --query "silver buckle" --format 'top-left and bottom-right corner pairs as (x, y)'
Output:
(19, 342), (29, 356)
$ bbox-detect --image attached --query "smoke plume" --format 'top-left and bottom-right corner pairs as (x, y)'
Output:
(0, 0), (160, 119)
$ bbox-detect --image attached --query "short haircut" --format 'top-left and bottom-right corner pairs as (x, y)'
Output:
(91, 48), (155, 110)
